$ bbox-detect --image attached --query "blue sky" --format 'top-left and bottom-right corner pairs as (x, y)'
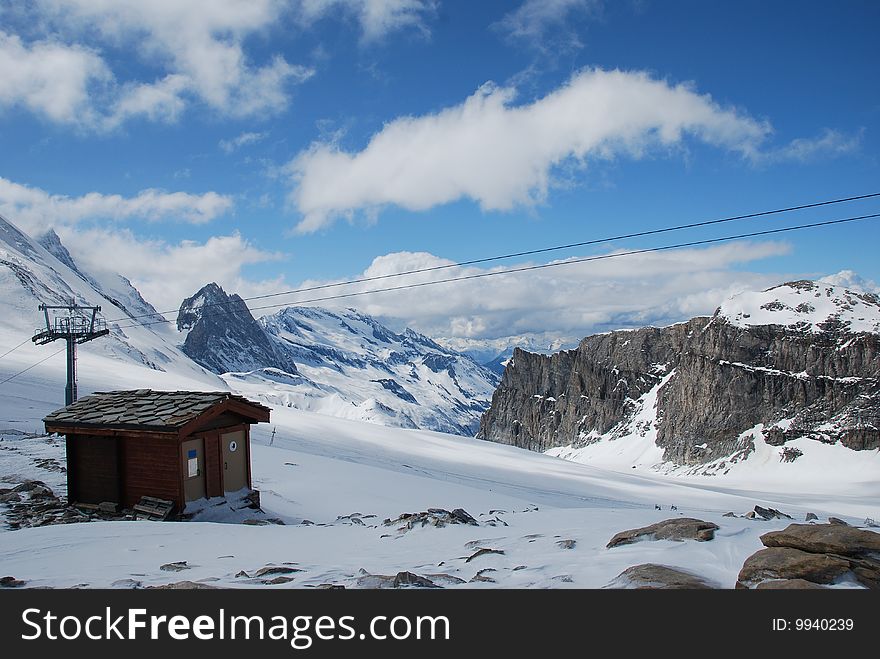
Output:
(0, 1), (878, 343)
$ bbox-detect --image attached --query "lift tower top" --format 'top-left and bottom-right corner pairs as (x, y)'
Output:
(32, 302), (110, 406)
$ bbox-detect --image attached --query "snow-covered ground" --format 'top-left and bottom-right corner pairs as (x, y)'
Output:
(2, 397), (877, 589)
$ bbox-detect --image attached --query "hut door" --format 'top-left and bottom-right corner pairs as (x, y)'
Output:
(181, 437), (206, 503)
(221, 430), (247, 493)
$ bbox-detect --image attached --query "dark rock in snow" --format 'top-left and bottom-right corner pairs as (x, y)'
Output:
(828, 517), (849, 526)
(254, 566), (302, 578)
(0, 576), (26, 588)
(736, 547), (854, 589)
(605, 564), (716, 589)
(738, 522), (880, 589)
(754, 505), (791, 520)
(465, 548), (505, 563)
(606, 518), (720, 548)
(159, 561), (190, 572)
(384, 508), (479, 532)
(805, 512), (818, 521)
(12, 480), (45, 493)
(424, 573), (466, 586)
(556, 539), (576, 550)
(760, 523), (880, 557)
(393, 572), (440, 589)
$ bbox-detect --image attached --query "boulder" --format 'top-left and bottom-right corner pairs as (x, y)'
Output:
(606, 518), (719, 548)
(805, 512), (818, 522)
(12, 480), (45, 493)
(760, 523), (880, 557)
(424, 573), (466, 586)
(0, 492), (22, 504)
(828, 517), (849, 526)
(159, 561), (190, 572)
(605, 564), (716, 589)
(0, 576), (26, 588)
(556, 539), (576, 550)
(392, 572), (440, 589)
(254, 566), (301, 578)
(753, 505), (791, 520)
(465, 548), (505, 562)
(355, 570), (396, 589)
(736, 547), (853, 589)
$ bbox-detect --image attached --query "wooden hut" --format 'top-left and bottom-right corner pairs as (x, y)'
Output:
(43, 389), (270, 513)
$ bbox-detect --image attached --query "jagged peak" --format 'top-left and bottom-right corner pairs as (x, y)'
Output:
(177, 282), (244, 331)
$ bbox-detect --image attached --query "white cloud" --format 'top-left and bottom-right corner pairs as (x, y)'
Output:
(7, 0), (314, 128)
(296, 0), (436, 42)
(818, 270), (879, 294)
(0, 30), (111, 126)
(0, 176), (234, 235)
(57, 226), (286, 313)
(761, 128), (863, 164)
(220, 131), (269, 154)
(287, 68), (771, 232)
(281, 241), (794, 339)
(497, 0), (599, 45)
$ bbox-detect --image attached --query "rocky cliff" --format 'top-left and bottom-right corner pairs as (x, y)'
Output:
(477, 281), (880, 465)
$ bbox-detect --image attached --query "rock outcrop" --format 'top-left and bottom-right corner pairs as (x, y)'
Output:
(736, 523), (880, 589)
(606, 518), (719, 548)
(605, 564), (716, 589)
(478, 281), (880, 464)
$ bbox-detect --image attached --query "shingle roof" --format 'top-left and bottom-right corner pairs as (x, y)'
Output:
(43, 389), (270, 431)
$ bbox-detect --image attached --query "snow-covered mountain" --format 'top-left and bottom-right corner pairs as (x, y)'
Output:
(176, 287), (501, 435)
(714, 279), (880, 334)
(177, 283), (300, 376)
(480, 280), (880, 470)
(0, 214), (224, 396)
(0, 213), (497, 435)
(438, 333), (579, 374)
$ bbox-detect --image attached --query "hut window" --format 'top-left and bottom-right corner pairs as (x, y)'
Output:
(187, 449), (199, 478)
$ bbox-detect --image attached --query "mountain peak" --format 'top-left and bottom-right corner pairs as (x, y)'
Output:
(37, 228), (80, 274)
(714, 279), (880, 334)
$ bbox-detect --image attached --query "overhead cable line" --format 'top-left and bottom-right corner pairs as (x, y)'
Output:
(0, 347), (66, 387)
(105, 191), (880, 324)
(0, 337), (34, 362)
(8, 211), (878, 389)
(113, 211), (880, 332)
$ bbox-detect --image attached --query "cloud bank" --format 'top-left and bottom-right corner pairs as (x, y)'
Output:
(0, 177), (233, 234)
(287, 68), (772, 232)
(281, 241), (794, 340)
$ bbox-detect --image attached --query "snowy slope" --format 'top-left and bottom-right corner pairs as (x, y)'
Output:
(1, 402), (877, 590)
(234, 306), (500, 435)
(0, 213), (226, 409)
(714, 279), (880, 334)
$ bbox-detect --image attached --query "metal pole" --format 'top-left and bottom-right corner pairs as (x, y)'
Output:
(65, 336), (77, 405)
